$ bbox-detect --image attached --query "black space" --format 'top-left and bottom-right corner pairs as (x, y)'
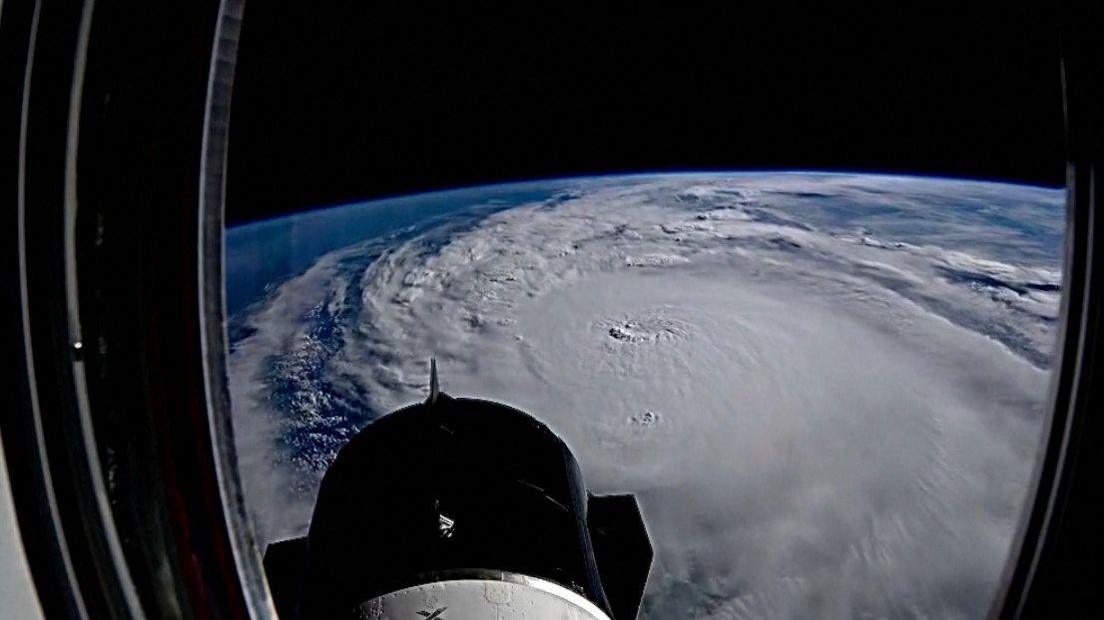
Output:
(226, 3), (1065, 226)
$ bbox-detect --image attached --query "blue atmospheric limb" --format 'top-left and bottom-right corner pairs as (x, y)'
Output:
(226, 172), (1064, 619)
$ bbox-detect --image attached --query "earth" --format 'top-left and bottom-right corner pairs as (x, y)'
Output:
(226, 172), (1064, 619)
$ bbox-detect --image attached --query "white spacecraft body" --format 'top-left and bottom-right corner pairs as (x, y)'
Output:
(354, 572), (610, 620)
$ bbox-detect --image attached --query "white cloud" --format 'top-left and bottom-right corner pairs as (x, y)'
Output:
(228, 173), (1061, 618)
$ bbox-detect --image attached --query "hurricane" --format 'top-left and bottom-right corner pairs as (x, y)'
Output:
(226, 172), (1064, 618)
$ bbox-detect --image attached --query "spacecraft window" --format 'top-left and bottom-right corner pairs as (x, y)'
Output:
(6, 2), (1094, 619)
(215, 5), (1069, 618)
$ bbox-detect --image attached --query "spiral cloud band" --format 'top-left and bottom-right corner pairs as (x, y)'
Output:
(227, 173), (1063, 618)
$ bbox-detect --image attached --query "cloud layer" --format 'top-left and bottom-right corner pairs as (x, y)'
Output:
(227, 173), (1063, 619)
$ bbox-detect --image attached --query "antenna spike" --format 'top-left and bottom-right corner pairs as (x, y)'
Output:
(428, 357), (439, 404)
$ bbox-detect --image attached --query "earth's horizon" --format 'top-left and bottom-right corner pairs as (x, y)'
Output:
(226, 171), (1063, 619)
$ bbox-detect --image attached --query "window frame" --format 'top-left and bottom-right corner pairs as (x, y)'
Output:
(2, 1), (1100, 617)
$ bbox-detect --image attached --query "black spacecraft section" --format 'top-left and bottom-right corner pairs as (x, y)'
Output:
(262, 392), (653, 619)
